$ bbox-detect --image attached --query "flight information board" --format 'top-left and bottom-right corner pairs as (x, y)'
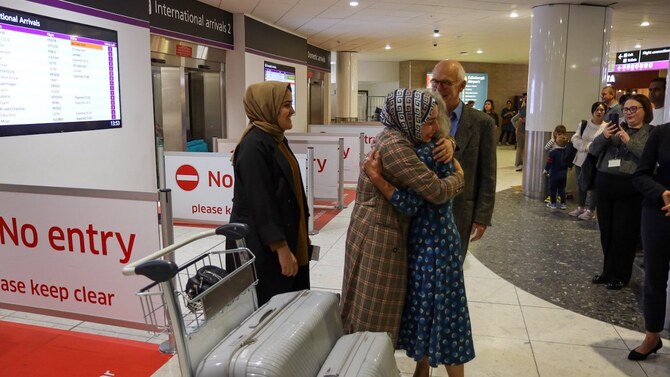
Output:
(0, 6), (122, 137)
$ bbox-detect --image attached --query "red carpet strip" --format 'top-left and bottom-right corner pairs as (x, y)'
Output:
(0, 320), (170, 377)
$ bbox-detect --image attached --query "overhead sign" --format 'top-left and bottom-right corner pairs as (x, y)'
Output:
(614, 46), (670, 73)
(149, 0), (233, 49)
(616, 50), (640, 65)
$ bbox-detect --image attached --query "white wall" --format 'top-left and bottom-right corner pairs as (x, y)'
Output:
(359, 61), (399, 83)
(330, 60), (400, 119)
(226, 50), (309, 138)
(0, 1), (156, 192)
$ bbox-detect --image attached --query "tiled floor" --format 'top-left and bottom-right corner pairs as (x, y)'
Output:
(2, 147), (669, 376)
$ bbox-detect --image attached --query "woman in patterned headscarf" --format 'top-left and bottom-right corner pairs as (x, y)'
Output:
(340, 89), (464, 347)
(228, 81), (310, 306)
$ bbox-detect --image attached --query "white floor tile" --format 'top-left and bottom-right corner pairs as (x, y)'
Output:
(465, 276), (520, 305)
(523, 306), (627, 349)
(469, 302), (529, 341)
(532, 341), (648, 377)
(465, 335), (539, 377)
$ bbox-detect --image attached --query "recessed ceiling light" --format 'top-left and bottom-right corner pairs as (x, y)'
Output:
(385, 44), (391, 50)
(476, 49), (483, 54)
(640, 21), (650, 27)
(349, 1), (359, 6)
(433, 31), (440, 37)
(635, 42), (642, 48)
(510, 11), (519, 18)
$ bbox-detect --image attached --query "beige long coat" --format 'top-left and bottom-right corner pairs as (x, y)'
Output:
(340, 128), (464, 346)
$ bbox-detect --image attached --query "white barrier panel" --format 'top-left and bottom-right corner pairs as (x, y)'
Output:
(0, 184), (160, 329)
(164, 152), (311, 224)
(283, 132), (363, 184)
(215, 138), (341, 205)
(286, 138), (342, 205)
(309, 124), (384, 156)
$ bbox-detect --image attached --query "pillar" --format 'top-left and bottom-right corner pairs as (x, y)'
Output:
(523, 4), (612, 199)
(336, 51), (358, 122)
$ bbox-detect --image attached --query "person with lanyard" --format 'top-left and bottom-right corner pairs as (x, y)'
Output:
(588, 94), (654, 290)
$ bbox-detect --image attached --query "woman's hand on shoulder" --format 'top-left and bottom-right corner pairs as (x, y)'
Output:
(363, 147), (383, 179)
(433, 137), (455, 163)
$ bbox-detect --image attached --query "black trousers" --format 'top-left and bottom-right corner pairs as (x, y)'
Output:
(642, 207), (670, 332)
(595, 172), (642, 283)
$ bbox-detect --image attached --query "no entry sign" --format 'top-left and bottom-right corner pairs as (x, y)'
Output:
(175, 164), (199, 191)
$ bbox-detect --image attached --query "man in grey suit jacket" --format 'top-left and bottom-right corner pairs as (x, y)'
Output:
(430, 59), (497, 258)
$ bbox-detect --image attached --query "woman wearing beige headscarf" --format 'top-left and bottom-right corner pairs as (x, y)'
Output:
(227, 81), (310, 306)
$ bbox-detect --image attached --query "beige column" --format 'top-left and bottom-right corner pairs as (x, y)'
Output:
(336, 51), (358, 122)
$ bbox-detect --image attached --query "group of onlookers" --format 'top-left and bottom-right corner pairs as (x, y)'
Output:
(540, 80), (669, 360)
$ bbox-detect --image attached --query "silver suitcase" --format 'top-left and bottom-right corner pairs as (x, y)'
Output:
(317, 332), (400, 377)
(196, 290), (343, 377)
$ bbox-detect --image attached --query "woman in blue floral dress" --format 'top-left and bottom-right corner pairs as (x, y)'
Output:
(364, 92), (474, 377)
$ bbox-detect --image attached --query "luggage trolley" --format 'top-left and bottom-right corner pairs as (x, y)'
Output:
(122, 223), (258, 377)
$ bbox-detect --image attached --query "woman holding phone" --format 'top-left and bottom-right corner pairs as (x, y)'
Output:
(588, 94), (654, 290)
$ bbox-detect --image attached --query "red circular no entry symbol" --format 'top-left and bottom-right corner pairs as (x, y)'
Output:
(175, 164), (199, 191)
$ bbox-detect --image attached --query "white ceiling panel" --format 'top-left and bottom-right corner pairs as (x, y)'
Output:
(208, 0), (670, 63)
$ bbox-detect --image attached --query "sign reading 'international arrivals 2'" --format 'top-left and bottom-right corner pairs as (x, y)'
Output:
(614, 46), (670, 72)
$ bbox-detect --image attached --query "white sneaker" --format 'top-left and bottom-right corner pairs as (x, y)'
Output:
(578, 209), (594, 220)
(569, 206), (585, 217)
(559, 203), (567, 210)
(546, 203), (556, 209)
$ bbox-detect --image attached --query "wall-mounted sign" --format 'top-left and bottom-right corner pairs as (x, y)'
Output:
(460, 73), (489, 111)
(614, 46), (670, 73)
(264, 61), (296, 110)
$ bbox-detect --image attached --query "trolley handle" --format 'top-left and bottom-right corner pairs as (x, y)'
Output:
(122, 223), (249, 276)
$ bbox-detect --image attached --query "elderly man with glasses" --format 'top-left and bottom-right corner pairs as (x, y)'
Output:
(430, 59), (497, 260)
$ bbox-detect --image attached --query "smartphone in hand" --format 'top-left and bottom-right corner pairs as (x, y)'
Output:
(610, 113), (620, 126)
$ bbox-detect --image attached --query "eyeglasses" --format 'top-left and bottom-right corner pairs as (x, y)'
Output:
(622, 106), (641, 114)
(430, 78), (460, 88)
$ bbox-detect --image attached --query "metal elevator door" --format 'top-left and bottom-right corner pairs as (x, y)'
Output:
(152, 64), (224, 152)
(308, 79), (324, 125)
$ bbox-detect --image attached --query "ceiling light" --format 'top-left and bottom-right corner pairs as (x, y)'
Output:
(476, 49), (483, 54)
(635, 42), (642, 48)
(349, 1), (358, 6)
(640, 21), (650, 27)
(433, 29), (440, 37)
(510, 11), (519, 18)
(385, 44), (391, 50)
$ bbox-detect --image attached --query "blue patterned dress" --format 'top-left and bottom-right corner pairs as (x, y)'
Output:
(394, 140), (475, 367)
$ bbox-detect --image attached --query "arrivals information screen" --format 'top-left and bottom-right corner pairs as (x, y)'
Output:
(0, 6), (122, 136)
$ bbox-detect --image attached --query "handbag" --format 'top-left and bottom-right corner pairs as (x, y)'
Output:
(579, 153), (598, 190)
(184, 265), (229, 312)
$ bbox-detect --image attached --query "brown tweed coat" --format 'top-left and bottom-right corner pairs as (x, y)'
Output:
(340, 128), (464, 346)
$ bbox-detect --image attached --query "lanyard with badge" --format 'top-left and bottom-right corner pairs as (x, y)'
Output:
(607, 127), (635, 171)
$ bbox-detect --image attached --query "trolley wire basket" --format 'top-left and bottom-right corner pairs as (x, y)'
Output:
(123, 223), (259, 377)
(136, 247), (256, 335)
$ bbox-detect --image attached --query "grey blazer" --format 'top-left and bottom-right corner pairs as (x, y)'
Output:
(452, 104), (497, 255)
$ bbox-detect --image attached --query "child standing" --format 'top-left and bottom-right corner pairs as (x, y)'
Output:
(544, 125), (567, 203)
(543, 135), (569, 209)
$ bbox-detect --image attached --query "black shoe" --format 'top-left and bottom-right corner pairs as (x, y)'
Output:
(628, 339), (662, 360)
(606, 280), (625, 290)
(591, 274), (607, 284)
